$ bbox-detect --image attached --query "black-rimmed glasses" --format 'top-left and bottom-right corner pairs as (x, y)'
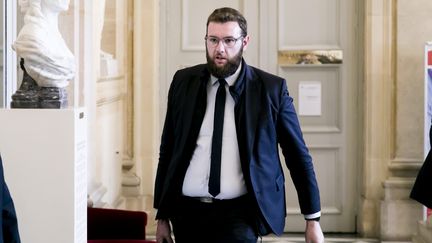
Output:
(205, 36), (244, 48)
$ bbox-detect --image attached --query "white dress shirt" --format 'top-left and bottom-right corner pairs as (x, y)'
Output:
(182, 63), (247, 199)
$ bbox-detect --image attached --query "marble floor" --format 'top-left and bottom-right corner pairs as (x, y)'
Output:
(261, 234), (380, 243)
(146, 234), (384, 243)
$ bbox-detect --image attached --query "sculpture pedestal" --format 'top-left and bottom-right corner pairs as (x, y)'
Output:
(39, 87), (68, 108)
(11, 86), (68, 109)
(11, 59), (69, 109)
(0, 109), (87, 243)
(10, 68), (40, 108)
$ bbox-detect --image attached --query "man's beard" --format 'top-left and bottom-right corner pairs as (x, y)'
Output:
(206, 47), (243, 78)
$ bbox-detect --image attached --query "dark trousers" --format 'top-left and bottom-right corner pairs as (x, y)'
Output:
(170, 195), (258, 243)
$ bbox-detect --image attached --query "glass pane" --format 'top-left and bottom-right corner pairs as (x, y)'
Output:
(16, 3), (24, 91)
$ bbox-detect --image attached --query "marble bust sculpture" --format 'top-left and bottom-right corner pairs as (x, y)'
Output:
(11, 0), (75, 108)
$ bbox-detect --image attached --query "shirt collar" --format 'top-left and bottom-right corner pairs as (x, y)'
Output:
(210, 61), (243, 87)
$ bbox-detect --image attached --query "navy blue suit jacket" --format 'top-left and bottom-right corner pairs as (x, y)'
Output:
(0, 155), (20, 243)
(154, 60), (321, 235)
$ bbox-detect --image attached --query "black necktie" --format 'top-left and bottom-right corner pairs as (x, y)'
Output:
(209, 79), (227, 197)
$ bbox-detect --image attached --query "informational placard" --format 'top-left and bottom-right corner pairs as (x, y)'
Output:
(424, 42), (432, 221)
(299, 81), (322, 116)
(425, 43), (432, 155)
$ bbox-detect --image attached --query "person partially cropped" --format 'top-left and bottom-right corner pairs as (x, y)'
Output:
(0, 155), (21, 243)
(154, 7), (324, 243)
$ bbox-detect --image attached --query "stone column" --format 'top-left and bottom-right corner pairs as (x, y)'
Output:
(132, 0), (160, 234)
(363, 0), (428, 240)
(361, 0), (394, 237)
(379, 0), (432, 241)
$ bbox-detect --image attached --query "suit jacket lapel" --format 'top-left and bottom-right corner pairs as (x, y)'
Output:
(177, 69), (208, 169)
(244, 66), (262, 161)
(181, 74), (207, 137)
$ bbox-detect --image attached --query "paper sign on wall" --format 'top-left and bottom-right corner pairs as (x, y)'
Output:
(299, 81), (322, 116)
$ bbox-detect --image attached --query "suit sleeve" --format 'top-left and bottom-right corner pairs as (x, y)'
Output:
(276, 80), (321, 215)
(0, 156), (20, 242)
(2, 184), (20, 243)
(153, 74), (178, 210)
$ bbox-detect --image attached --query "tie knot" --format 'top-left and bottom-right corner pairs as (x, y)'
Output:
(218, 79), (227, 86)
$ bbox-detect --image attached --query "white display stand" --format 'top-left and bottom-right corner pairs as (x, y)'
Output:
(0, 109), (87, 243)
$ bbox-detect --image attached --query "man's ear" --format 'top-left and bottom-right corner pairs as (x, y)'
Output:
(242, 35), (250, 51)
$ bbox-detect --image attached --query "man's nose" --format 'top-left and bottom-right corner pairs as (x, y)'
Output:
(215, 40), (226, 52)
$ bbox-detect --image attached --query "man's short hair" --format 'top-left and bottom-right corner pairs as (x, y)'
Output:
(206, 7), (247, 37)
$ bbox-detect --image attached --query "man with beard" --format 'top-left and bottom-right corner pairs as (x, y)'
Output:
(154, 7), (324, 243)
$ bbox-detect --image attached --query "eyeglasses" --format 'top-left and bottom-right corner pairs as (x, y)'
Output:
(205, 36), (244, 48)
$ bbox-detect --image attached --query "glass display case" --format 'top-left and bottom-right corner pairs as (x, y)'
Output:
(1, 0), (19, 108)
(1, 1), (83, 108)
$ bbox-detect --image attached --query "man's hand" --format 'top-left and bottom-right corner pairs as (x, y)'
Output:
(156, 219), (174, 243)
(305, 220), (324, 243)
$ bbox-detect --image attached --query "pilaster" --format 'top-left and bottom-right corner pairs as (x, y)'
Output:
(131, 0), (160, 232)
(379, 0), (432, 240)
(361, 0), (394, 237)
(381, 177), (422, 240)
